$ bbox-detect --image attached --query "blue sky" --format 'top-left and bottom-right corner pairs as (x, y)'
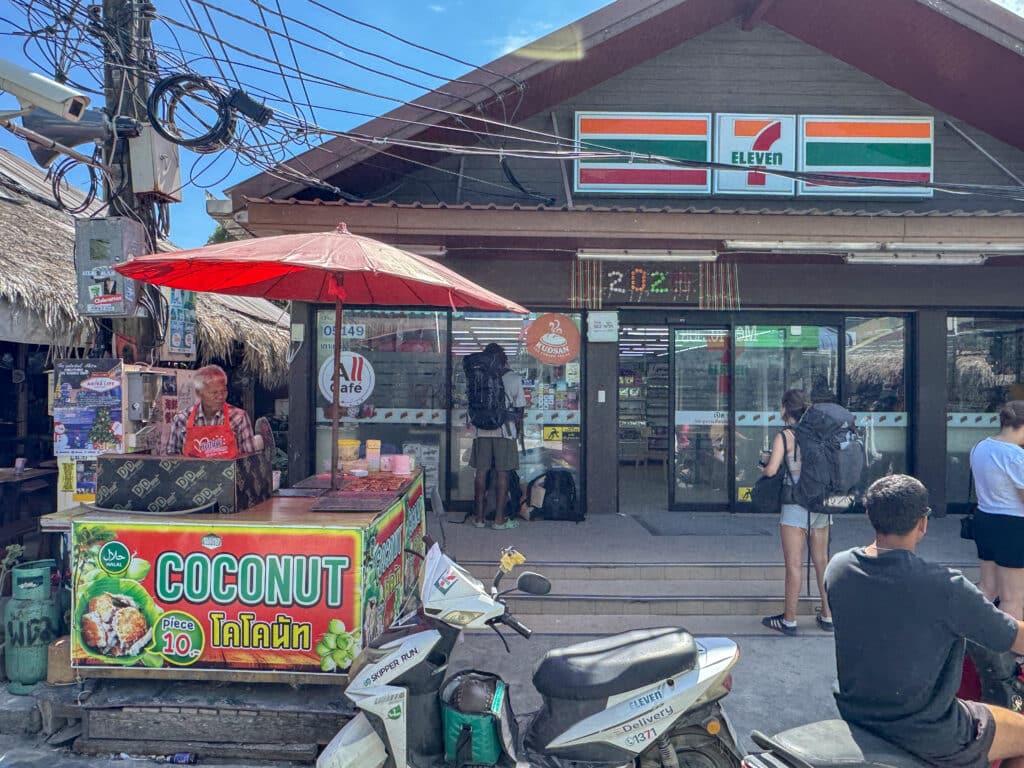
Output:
(0, 0), (610, 248)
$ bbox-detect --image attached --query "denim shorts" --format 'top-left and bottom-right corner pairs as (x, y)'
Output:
(780, 504), (830, 529)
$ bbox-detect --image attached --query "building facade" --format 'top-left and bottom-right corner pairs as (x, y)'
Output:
(224, 0), (1024, 516)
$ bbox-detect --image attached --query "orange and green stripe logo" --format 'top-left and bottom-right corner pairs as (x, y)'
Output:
(798, 116), (933, 197)
(574, 112), (711, 193)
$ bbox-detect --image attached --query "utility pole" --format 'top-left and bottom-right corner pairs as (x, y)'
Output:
(101, 0), (161, 355)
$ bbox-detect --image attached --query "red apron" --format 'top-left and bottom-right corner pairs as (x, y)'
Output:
(183, 404), (239, 459)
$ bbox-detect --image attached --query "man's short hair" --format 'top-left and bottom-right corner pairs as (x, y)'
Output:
(193, 364), (228, 393)
(864, 474), (930, 535)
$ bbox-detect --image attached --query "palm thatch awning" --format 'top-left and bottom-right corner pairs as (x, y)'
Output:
(0, 148), (289, 388)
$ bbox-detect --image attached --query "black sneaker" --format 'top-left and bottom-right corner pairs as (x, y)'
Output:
(762, 614), (798, 636)
(816, 615), (834, 632)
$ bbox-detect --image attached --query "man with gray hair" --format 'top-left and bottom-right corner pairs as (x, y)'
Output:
(161, 364), (257, 458)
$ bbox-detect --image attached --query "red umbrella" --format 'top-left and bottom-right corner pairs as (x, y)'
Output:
(116, 223), (528, 491)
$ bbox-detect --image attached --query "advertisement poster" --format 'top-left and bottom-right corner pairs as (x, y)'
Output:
(165, 288), (197, 356)
(54, 359), (125, 458)
(361, 501), (405, 645)
(403, 474), (426, 597)
(71, 521), (366, 675)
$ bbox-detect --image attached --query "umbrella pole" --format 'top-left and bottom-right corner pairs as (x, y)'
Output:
(331, 299), (343, 491)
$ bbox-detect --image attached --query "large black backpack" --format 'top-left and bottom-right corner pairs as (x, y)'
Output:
(463, 350), (509, 431)
(534, 469), (581, 523)
(792, 403), (867, 513)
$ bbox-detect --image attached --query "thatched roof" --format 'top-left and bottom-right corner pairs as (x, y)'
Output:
(0, 148), (289, 388)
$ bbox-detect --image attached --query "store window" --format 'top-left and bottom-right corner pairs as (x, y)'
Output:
(314, 309), (448, 496)
(450, 312), (583, 505)
(845, 317), (908, 487)
(947, 316), (1024, 505)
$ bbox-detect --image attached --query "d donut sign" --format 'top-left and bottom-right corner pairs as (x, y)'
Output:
(526, 314), (580, 365)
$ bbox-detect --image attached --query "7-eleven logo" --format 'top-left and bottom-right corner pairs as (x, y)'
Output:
(745, 121), (782, 186)
(715, 114), (795, 195)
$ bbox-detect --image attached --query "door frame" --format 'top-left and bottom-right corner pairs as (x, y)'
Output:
(669, 323), (734, 511)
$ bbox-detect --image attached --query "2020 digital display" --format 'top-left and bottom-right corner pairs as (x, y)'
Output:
(600, 262), (700, 304)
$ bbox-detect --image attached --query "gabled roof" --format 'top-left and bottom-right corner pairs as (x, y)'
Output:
(229, 0), (1024, 207)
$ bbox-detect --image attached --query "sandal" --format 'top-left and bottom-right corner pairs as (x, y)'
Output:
(492, 519), (520, 530)
(762, 614), (798, 636)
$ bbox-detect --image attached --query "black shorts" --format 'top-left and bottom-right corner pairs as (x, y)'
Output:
(974, 509), (1024, 568)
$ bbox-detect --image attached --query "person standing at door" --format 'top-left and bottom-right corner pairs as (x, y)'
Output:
(469, 343), (526, 530)
(760, 388), (833, 635)
(161, 364), (257, 458)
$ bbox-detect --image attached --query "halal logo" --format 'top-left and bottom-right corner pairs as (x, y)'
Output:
(318, 352), (376, 407)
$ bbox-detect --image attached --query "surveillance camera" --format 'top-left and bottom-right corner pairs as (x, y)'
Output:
(0, 58), (89, 121)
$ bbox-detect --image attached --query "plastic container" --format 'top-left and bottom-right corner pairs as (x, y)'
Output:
(338, 439), (361, 462)
(366, 440), (381, 472)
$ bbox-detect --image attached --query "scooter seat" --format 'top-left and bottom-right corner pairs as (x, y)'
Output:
(533, 628), (697, 701)
(757, 720), (933, 768)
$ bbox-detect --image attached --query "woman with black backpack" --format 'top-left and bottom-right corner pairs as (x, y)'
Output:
(759, 389), (834, 636)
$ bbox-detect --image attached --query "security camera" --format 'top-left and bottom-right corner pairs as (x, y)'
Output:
(0, 58), (89, 121)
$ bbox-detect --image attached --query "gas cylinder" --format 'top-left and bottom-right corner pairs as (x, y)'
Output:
(4, 559), (58, 694)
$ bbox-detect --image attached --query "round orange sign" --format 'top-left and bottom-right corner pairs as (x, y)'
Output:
(525, 313), (580, 365)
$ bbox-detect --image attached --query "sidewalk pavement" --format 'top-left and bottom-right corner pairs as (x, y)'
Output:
(435, 511), (975, 565)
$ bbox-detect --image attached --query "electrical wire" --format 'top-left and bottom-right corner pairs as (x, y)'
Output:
(6, 0), (1024, 208)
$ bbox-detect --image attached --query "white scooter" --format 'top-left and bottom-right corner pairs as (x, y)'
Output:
(319, 543), (741, 768)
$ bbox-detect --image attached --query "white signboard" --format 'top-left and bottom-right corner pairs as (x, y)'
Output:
(714, 114), (797, 195)
(587, 311), (619, 342)
(317, 352), (376, 407)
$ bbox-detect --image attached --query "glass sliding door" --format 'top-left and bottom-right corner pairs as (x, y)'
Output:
(672, 328), (731, 508)
(845, 316), (908, 488)
(946, 316), (1024, 508)
(733, 324), (839, 507)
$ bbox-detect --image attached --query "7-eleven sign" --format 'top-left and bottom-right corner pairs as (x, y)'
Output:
(714, 114), (796, 195)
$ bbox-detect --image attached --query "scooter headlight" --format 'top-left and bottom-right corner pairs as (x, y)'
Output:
(441, 610), (485, 627)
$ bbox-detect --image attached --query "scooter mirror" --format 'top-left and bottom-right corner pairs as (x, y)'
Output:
(517, 571), (551, 595)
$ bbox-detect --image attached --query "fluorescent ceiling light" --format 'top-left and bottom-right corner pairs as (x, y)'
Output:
(845, 253), (988, 266)
(725, 240), (1022, 254)
(578, 249), (718, 262)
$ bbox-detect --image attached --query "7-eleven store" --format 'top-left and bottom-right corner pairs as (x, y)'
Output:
(220, 0), (1024, 519)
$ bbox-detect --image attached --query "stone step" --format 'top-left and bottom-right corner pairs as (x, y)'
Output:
(504, 591), (823, 616)
(463, 560), (978, 583)
(476, 613), (835, 637)
(514, 578), (819, 598)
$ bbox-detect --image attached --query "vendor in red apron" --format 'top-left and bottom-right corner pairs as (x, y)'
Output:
(160, 364), (257, 458)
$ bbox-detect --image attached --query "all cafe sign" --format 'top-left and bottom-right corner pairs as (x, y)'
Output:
(318, 352), (376, 407)
(714, 114), (797, 195)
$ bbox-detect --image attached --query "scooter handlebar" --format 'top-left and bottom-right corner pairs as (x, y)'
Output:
(501, 613), (532, 639)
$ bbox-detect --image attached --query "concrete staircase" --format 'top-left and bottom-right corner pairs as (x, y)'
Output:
(462, 560), (979, 636)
